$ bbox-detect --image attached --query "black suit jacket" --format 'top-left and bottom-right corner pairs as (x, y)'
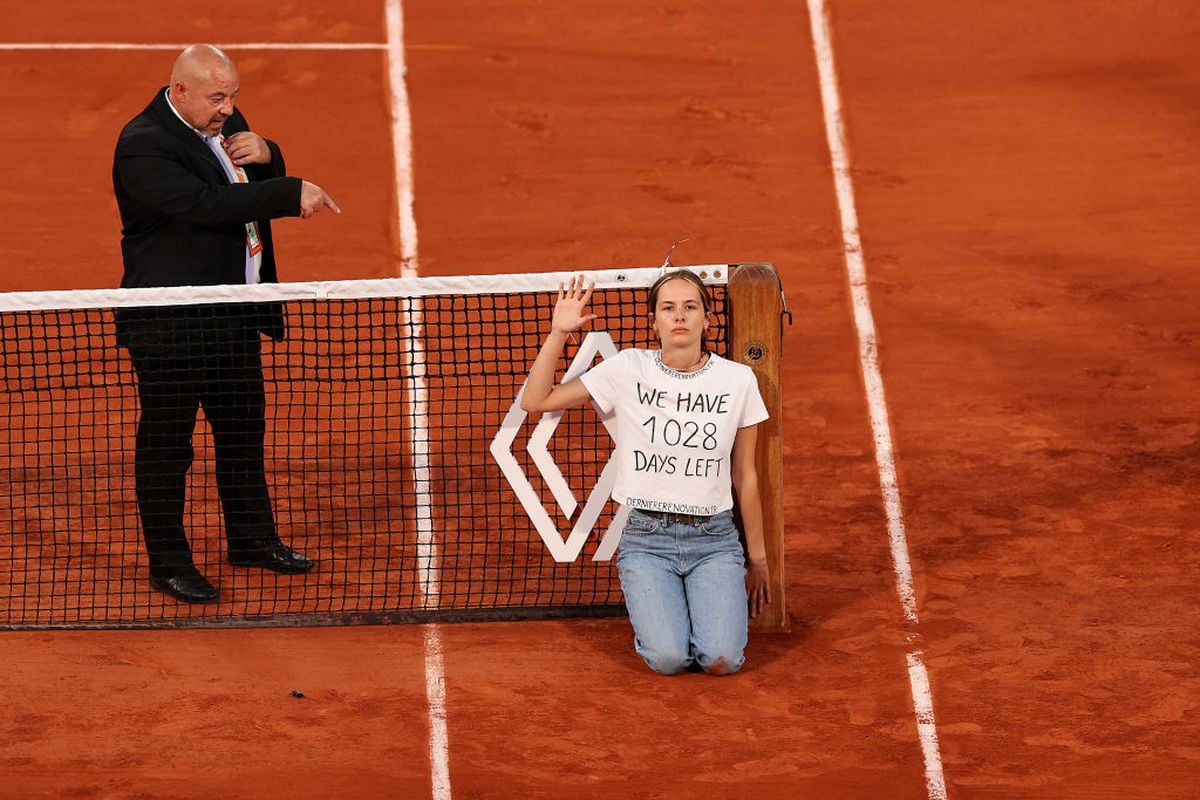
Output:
(112, 88), (303, 351)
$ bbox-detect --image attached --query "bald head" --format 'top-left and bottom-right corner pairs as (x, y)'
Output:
(171, 44), (234, 85)
(168, 44), (239, 136)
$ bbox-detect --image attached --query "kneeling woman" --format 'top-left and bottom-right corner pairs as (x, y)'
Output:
(521, 271), (770, 675)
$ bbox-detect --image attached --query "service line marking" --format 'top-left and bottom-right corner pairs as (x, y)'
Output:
(0, 42), (385, 50)
(806, 1), (948, 798)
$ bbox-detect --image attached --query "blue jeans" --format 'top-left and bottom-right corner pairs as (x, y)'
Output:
(617, 509), (748, 676)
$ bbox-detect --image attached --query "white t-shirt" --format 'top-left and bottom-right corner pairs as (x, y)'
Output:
(579, 349), (769, 515)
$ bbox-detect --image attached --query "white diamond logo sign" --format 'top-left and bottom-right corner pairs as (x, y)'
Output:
(489, 331), (628, 562)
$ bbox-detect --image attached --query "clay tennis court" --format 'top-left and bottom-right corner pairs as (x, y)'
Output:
(2, 1), (1199, 798)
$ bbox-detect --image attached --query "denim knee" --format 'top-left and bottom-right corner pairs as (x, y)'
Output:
(640, 649), (691, 676)
(696, 646), (745, 676)
(633, 632), (692, 675)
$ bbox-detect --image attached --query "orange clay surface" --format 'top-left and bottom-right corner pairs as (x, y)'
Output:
(1, 1), (1199, 798)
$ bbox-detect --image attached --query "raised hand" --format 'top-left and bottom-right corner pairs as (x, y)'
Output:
(552, 274), (597, 334)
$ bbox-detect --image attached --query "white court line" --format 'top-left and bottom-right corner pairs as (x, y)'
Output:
(0, 42), (384, 50)
(423, 625), (452, 798)
(385, 2), (450, 799)
(386, 1), (421, 277)
(805, 1), (948, 798)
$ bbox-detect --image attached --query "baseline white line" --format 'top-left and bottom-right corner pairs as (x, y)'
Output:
(0, 42), (385, 50)
(806, 1), (947, 798)
(386, 3), (449, 799)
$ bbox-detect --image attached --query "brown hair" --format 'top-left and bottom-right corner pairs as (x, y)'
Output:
(646, 270), (712, 315)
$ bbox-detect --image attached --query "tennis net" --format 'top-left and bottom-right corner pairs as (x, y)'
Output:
(0, 265), (747, 629)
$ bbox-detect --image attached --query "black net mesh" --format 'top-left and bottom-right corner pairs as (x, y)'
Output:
(0, 271), (730, 628)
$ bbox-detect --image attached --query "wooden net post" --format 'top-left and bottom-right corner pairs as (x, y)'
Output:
(727, 263), (787, 629)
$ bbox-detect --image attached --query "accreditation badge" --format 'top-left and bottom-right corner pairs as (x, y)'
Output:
(246, 221), (263, 257)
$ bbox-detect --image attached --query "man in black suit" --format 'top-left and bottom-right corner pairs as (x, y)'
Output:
(113, 44), (340, 603)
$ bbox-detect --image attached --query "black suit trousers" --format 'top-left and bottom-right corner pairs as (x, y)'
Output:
(129, 337), (279, 576)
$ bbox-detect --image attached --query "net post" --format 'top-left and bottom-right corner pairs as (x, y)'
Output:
(727, 263), (787, 629)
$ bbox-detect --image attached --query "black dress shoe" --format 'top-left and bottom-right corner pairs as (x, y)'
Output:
(229, 545), (315, 574)
(150, 573), (219, 604)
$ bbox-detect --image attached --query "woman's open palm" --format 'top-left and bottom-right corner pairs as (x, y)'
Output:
(552, 274), (597, 333)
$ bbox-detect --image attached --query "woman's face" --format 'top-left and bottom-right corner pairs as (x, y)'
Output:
(650, 278), (710, 348)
